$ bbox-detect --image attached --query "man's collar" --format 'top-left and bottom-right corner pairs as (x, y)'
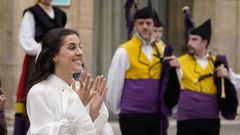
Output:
(193, 50), (210, 60)
(136, 33), (155, 46)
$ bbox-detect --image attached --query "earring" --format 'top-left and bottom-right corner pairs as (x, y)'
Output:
(53, 59), (58, 64)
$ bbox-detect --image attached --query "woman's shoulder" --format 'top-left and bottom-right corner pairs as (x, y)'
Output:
(28, 81), (50, 96)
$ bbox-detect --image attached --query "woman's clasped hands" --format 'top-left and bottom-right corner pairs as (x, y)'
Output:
(72, 71), (106, 120)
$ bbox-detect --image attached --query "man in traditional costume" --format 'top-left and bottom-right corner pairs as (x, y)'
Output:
(166, 19), (238, 135)
(106, 7), (171, 135)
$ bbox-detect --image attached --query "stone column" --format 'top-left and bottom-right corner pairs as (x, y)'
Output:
(78, 0), (94, 73)
(0, 0), (34, 125)
(60, 0), (94, 72)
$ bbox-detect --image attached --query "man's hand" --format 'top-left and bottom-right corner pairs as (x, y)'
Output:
(216, 66), (229, 78)
(0, 95), (6, 110)
(165, 56), (180, 68)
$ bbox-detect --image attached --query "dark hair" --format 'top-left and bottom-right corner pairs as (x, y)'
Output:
(153, 10), (163, 27)
(134, 7), (155, 21)
(30, 28), (79, 87)
(189, 19), (211, 46)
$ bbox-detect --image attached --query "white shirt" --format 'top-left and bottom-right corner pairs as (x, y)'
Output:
(193, 53), (210, 69)
(19, 11), (42, 56)
(229, 69), (240, 91)
(27, 74), (113, 135)
(19, 5), (55, 56)
(106, 34), (161, 115)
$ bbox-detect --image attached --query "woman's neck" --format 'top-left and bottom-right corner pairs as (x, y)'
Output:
(54, 70), (73, 86)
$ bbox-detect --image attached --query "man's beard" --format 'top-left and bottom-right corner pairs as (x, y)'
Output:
(187, 48), (194, 56)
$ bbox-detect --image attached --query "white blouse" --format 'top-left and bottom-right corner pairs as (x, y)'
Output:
(27, 74), (113, 135)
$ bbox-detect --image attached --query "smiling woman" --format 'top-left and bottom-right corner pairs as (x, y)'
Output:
(27, 28), (113, 135)
(52, 34), (83, 84)
(15, 0), (67, 133)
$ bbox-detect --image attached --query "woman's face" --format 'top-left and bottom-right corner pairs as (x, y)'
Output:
(53, 34), (83, 75)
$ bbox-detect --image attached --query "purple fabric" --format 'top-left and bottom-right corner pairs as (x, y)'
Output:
(177, 90), (219, 120)
(163, 44), (174, 57)
(183, 8), (194, 45)
(124, 0), (134, 39)
(222, 112), (236, 120)
(14, 114), (29, 135)
(215, 55), (228, 68)
(120, 79), (161, 113)
(160, 116), (169, 135)
(120, 79), (170, 135)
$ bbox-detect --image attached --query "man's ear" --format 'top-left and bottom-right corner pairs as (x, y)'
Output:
(133, 21), (137, 32)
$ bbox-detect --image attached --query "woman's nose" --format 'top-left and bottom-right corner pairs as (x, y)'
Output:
(76, 47), (83, 55)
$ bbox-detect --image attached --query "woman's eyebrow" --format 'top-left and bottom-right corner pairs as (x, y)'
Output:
(66, 42), (80, 45)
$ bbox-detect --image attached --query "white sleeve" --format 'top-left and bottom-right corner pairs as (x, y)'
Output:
(92, 103), (113, 135)
(101, 123), (114, 135)
(229, 68), (240, 91)
(176, 67), (183, 80)
(106, 48), (129, 115)
(19, 11), (41, 56)
(27, 85), (97, 135)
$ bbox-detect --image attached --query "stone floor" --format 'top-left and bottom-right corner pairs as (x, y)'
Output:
(7, 119), (240, 135)
(111, 119), (240, 135)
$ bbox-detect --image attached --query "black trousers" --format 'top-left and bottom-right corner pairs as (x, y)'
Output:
(177, 119), (220, 135)
(119, 113), (161, 135)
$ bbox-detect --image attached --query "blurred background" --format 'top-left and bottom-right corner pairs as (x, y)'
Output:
(0, 0), (240, 134)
